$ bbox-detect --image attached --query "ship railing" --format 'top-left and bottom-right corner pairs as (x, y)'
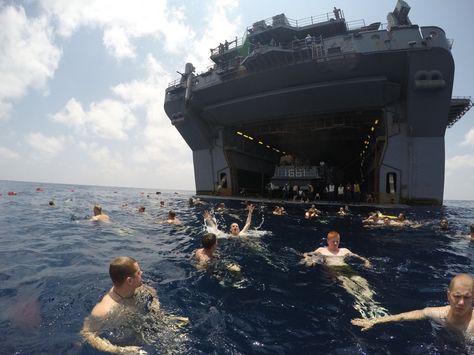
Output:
(346, 19), (366, 31)
(167, 78), (182, 88)
(246, 10), (346, 34)
(210, 36), (246, 56)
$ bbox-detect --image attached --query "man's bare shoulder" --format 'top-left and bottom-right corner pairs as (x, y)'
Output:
(339, 248), (353, 256)
(314, 247), (326, 254)
(423, 305), (449, 320)
(91, 292), (117, 318)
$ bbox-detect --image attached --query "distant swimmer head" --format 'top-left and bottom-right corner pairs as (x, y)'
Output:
(138, 206), (145, 213)
(230, 223), (240, 235)
(48, 200), (55, 206)
(470, 224), (474, 239)
(168, 210), (176, 219)
(160, 201), (165, 207)
(93, 204), (102, 215)
(440, 217), (449, 229)
(398, 213), (406, 221)
(202, 233), (217, 250)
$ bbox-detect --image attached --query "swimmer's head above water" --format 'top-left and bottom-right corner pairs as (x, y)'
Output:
(202, 233), (217, 250)
(109, 256), (143, 289)
(230, 223), (240, 236)
(327, 231), (340, 250)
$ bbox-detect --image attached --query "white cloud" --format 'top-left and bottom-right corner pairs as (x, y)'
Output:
(25, 132), (66, 157)
(461, 128), (474, 147)
(0, 146), (21, 160)
(38, 0), (195, 58)
(52, 98), (137, 140)
(0, 5), (61, 120)
(445, 154), (474, 171)
(79, 141), (123, 173)
(103, 26), (135, 59)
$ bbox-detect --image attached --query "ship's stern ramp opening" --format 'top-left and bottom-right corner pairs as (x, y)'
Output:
(222, 110), (384, 196)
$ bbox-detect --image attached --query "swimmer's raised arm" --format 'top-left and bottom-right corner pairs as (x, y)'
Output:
(240, 204), (255, 234)
(351, 309), (427, 331)
(203, 211), (217, 229)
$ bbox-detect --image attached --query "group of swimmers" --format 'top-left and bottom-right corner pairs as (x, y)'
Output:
(81, 199), (474, 354)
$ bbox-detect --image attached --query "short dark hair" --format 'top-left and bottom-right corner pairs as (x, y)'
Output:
(168, 210), (176, 218)
(202, 233), (217, 249)
(109, 256), (137, 286)
(470, 224), (474, 233)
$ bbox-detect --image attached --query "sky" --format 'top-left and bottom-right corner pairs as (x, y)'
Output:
(0, 0), (472, 199)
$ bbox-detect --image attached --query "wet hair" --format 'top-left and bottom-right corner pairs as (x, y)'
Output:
(448, 274), (474, 293)
(202, 233), (217, 249)
(470, 224), (474, 233)
(168, 210), (176, 219)
(48, 200), (55, 206)
(398, 213), (406, 221)
(94, 204), (102, 214)
(109, 256), (138, 286)
(327, 230), (340, 240)
(138, 206), (145, 212)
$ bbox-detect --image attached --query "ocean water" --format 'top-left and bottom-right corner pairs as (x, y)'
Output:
(0, 180), (473, 355)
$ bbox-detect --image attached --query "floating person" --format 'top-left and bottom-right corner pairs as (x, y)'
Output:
(305, 204), (320, 219)
(138, 206), (145, 213)
(164, 210), (182, 225)
(48, 200), (55, 206)
(337, 207), (347, 216)
(272, 206), (287, 216)
(194, 233), (241, 272)
(81, 256), (189, 354)
(160, 201), (165, 208)
(203, 204), (255, 237)
(302, 231), (387, 318)
(351, 273), (474, 335)
(440, 217), (449, 230)
(189, 197), (207, 206)
(471, 224), (474, 241)
(90, 204), (110, 222)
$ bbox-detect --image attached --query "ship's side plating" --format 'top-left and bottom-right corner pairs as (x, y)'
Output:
(165, 1), (469, 205)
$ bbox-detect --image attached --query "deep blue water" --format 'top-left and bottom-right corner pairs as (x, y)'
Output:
(0, 180), (473, 355)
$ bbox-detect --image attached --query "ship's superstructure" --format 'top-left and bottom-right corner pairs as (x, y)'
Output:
(164, 1), (472, 205)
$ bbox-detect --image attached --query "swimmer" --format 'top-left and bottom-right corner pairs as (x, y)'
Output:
(81, 257), (158, 354)
(194, 233), (240, 272)
(305, 204), (320, 219)
(138, 206), (145, 213)
(471, 224), (474, 241)
(203, 204), (255, 237)
(164, 210), (182, 225)
(352, 273), (474, 336)
(272, 206), (286, 216)
(302, 231), (388, 318)
(160, 201), (165, 208)
(189, 197), (206, 206)
(439, 217), (449, 230)
(302, 231), (371, 268)
(48, 200), (55, 206)
(90, 204), (110, 222)
(337, 207), (347, 216)
(362, 212), (380, 224)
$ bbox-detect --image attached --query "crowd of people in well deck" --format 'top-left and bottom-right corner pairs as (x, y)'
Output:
(70, 196), (474, 354)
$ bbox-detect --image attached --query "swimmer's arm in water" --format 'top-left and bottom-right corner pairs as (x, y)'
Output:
(348, 251), (372, 268)
(240, 204), (255, 234)
(141, 285), (161, 312)
(81, 314), (144, 354)
(351, 309), (427, 331)
(203, 211), (217, 229)
(226, 262), (241, 272)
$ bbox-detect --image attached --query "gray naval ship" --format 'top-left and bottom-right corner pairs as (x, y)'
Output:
(164, 0), (472, 205)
